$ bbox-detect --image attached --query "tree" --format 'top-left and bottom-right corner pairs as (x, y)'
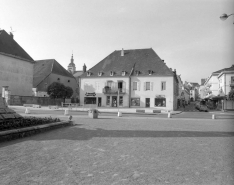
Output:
(47, 82), (73, 100)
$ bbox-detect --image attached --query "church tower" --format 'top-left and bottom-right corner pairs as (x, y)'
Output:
(67, 54), (76, 74)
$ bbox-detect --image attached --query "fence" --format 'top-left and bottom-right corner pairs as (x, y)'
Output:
(9, 95), (64, 106)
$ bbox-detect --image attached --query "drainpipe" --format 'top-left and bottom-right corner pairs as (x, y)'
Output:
(129, 76), (131, 108)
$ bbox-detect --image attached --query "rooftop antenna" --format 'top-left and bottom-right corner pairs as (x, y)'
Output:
(10, 27), (16, 34)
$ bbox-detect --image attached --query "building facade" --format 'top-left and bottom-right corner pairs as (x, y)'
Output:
(0, 30), (34, 96)
(33, 59), (78, 99)
(80, 48), (178, 110)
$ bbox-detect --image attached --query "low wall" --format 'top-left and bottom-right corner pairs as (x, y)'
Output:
(9, 95), (64, 106)
(223, 100), (234, 110)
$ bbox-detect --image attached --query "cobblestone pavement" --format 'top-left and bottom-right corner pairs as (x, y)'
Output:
(0, 117), (234, 185)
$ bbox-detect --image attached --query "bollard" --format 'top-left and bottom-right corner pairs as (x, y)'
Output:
(168, 112), (171, 118)
(64, 109), (69, 116)
(212, 114), (216, 119)
(25, 108), (30, 114)
(118, 112), (122, 117)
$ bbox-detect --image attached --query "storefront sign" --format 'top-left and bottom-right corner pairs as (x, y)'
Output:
(155, 95), (165, 98)
(85, 92), (96, 96)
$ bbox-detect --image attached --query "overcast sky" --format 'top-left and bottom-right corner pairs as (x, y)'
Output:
(1, 0), (233, 83)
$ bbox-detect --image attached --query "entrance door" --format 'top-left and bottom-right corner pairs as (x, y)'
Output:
(98, 97), (102, 107)
(146, 98), (150, 107)
(112, 96), (117, 107)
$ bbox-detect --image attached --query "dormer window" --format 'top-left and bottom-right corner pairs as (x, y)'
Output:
(87, 71), (91, 76)
(98, 71), (103, 76)
(110, 71), (114, 76)
(122, 71), (126, 76)
(135, 70), (140, 76)
(148, 70), (153, 75)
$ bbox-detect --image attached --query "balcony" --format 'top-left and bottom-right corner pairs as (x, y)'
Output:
(102, 87), (126, 94)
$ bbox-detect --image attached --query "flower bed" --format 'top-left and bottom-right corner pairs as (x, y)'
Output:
(0, 117), (61, 131)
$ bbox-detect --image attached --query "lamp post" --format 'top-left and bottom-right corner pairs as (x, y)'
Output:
(220, 13), (234, 24)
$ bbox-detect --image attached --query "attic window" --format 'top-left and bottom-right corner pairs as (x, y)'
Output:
(87, 71), (91, 76)
(98, 71), (103, 76)
(122, 71), (126, 76)
(110, 71), (114, 76)
(135, 70), (140, 76)
(148, 70), (153, 75)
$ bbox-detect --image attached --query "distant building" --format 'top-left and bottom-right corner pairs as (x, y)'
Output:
(79, 48), (179, 110)
(33, 59), (78, 98)
(0, 29), (35, 96)
(217, 65), (234, 95)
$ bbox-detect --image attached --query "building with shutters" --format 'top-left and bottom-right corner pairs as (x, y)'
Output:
(79, 48), (178, 110)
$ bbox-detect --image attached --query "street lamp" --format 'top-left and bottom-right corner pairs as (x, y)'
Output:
(220, 13), (234, 23)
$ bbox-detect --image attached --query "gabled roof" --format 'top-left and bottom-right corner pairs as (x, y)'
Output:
(0, 29), (34, 62)
(33, 59), (75, 87)
(80, 48), (174, 78)
(212, 65), (234, 74)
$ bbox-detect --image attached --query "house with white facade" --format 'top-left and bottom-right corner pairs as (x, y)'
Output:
(79, 48), (179, 111)
(217, 65), (234, 95)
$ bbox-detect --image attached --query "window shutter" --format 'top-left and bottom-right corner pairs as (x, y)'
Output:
(138, 82), (141, 91)
(144, 82), (146, 91)
(151, 82), (153, 91)
(123, 81), (126, 92)
(131, 82), (134, 91)
(137, 82), (139, 91)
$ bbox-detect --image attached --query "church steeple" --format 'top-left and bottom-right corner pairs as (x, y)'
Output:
(67, 54), (76, 74)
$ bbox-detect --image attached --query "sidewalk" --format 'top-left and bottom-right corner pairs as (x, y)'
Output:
(9, 105), (182, 115)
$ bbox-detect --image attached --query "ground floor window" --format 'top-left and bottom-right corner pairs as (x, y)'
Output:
(131, 98), (140, 106)
(106, 96), (110, 105)
(84, 97), (96, 104)
(155, 98), (166, 107)
(119, 96), (123, 106)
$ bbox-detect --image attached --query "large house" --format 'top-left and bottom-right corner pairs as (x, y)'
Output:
(33, 59), (78, 99)
(79, 48), (179, 110)
(217, 65), (234, 95)
(0, 29), (34, 96)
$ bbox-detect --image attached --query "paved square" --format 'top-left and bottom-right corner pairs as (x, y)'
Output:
(0, 116), (234, 185)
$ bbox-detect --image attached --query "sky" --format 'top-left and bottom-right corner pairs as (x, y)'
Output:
(1, 0), (233, 84)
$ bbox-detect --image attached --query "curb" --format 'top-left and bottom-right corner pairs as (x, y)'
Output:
(0, 121), (72, 141)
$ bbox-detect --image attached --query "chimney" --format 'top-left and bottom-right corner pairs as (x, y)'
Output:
(174, 69), (176, 74)
(9, 32), (14, 39)
(121, 48), (124, 56)
(83, 63), (87, 72)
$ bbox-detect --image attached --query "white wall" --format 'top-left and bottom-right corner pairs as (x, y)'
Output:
(131, 76), (174, 110)
(205, 75), (219, 96)
(218, 72), (234, 95)
(0, 54), (34, 96)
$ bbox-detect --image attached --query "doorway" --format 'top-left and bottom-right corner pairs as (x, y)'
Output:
(112, 96), (117, 107)
(146, 98), (150, 107)
(98, 97), (102, 107)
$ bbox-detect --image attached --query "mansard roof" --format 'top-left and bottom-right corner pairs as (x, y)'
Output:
(33, 59), (75, 87)
(0, 29), (34, 62)
(80, 48), (174, 78)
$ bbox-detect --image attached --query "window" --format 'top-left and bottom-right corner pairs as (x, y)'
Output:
(87, 71), (91, 76)
(146, 82), (150, 90)
(110, 71), (114, 76)
(106, 96), (110, 105)
(148, 70), (153, 75)
(107, 81), (112, 88)
(98, 72), (102, 76)
(231, 76), (234, 83)
(119, 96), (123, 106)
(155, 98), (166, 107)
(133, 82), (137, 90)
(135, 70), (140, 76)
(131, 98), (140, 106)
(122, 71), (126, 76)
(161, 82), (166, 90)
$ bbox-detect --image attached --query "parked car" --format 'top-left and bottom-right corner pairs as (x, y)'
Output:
(195, 100), (208, 112)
